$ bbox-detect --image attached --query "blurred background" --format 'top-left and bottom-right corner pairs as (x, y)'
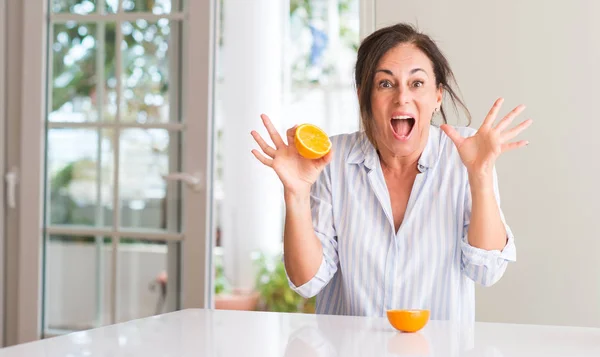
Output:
(1, 0), (361, 343)
(3, 0), (600, 348)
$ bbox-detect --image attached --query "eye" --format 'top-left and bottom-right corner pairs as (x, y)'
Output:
(412, 80), (424, 88)
(379, 80), (393, 88)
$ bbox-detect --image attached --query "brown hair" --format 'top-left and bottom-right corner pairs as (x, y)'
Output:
(355, 23), (471, 145)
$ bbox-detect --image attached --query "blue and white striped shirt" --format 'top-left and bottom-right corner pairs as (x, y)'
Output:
(287, 125), (516, 321)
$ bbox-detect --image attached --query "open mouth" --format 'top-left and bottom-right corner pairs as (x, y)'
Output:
(390, 115), (415, 141)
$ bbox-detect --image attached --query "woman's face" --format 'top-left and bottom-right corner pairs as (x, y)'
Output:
(370, 43), (443, 159)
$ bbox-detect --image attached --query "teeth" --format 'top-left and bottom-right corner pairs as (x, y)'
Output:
(392, 115), (413, 120)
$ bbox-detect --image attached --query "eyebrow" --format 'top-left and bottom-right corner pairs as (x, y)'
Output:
(375, 68), (428, 76)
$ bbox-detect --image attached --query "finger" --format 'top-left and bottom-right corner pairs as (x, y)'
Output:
(501, 140), (529, 153)
(481, 97), (505, 129)
(261, 114), (285, 149)
(495, 104), (526, 132)
(251, 130), (276, 158)
(440, 124), (465, 147)
(251, 149), (273, 167)
(286, 125), (299, 146)
(317, 148), (334, 166)
(500, 119), (533, 142)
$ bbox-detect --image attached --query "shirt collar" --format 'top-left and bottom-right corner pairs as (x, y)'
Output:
(347, 125), (441, 172)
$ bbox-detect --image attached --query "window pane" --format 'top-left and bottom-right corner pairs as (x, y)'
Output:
(104, 22), (119, 122)
(45, 235), (112, 331)
(50, 22), (117, 123)
(117, 239), (178, 322)
(123, 0), (173, 14)
(119, 129), (178, 230)
(286, 0), (360, 134)
(50, 0), (117, 14)
(105, 0), (119, 13)
(121, 20), (176, 123)
(51, 0), (96, 14)
(47, 128), (114, 227)
(213, 0), (359, 314)
(50, 22), (96, 122)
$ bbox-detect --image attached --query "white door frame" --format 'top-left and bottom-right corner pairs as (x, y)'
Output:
(0, 0), (6, 347)
(181, 0), (216, 311)
(18, 0), (46, 344)
(16, 0), (216, 343)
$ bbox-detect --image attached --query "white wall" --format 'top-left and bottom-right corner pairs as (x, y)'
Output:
(375, 0), (600, 327)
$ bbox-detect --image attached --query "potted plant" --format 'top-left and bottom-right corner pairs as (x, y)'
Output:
(213, 250), (260, 311)
(253, 252), (316, 313)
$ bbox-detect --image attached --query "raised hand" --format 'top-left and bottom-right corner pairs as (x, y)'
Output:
(251, 114), (333, 197)
(440, 98), (533, 178)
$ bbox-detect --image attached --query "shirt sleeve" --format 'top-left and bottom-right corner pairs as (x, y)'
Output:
(460, 166), (517, 287)
(286, 162), (340, 299)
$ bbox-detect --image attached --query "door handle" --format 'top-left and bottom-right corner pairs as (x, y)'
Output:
(162, 172), (203, 192)
(5, 166), (19, 208)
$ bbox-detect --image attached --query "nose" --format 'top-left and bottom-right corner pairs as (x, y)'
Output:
(394, 84), (412, 105)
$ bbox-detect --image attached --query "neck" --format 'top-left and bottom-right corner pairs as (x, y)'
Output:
(377, 149), (420, 176)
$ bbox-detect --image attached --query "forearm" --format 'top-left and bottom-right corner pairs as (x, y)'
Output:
(467, 173), (507, 251)
(283, 190), (324, 286)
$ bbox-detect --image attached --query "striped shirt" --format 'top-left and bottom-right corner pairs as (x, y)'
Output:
(286, 125), (516, 321)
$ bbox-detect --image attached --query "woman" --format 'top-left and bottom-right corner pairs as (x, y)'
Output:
(250, 23), (532, 321)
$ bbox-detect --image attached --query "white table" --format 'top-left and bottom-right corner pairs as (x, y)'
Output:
(1, 309), (599, 356)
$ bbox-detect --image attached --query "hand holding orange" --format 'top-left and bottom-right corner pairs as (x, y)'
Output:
(251, 115), (333, 197)
(294, 123), (332, 159)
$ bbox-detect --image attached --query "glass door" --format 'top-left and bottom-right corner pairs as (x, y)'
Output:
(37, 0), (214, 336)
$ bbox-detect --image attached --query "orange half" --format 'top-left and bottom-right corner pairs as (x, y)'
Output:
(294, 124), (332, 159)
(386, 309), (430, 333)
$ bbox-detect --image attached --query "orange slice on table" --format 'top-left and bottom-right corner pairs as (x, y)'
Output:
(294, 124), (332, 159)
(386, 309), (430, 333)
